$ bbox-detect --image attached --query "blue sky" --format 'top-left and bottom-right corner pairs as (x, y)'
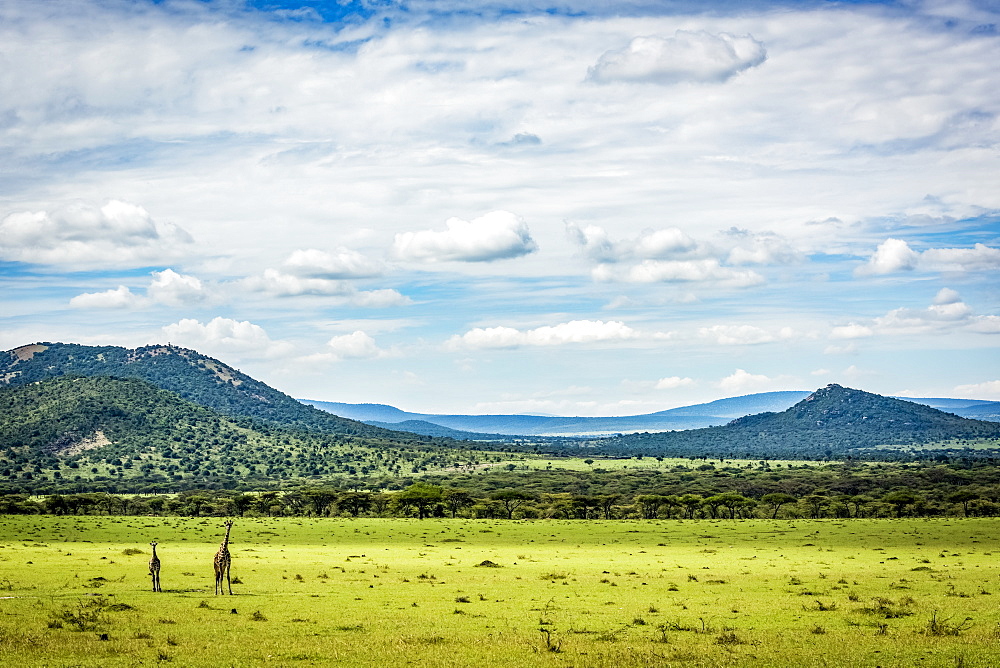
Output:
(1, 0), (998, 415)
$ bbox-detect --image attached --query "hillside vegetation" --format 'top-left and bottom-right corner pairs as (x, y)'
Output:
(1, 342), (415, 439)
(589, 384), (1000, 460)
(0, 376), (498, 494)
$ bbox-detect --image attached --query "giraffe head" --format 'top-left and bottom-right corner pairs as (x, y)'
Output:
(150, 541), (158, 548)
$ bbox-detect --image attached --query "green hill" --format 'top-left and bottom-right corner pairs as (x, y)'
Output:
(0, 375), (491, 494)
(1, 342), (425, 440)
(596, 384), (1000, 459)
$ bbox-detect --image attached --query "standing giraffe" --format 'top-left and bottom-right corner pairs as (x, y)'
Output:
(214, 520), (234, 595)
(149, 542), (161, 592)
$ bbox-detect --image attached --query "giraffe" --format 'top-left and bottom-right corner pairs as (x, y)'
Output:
(214, 520), (234, 595)
(149, 541), (161, 592)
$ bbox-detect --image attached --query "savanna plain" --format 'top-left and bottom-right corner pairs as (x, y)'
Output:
(1, 516), (998, 667)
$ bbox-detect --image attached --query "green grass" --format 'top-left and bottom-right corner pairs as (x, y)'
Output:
(2, 516), (999, 667)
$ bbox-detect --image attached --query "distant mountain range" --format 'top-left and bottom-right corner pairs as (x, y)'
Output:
(303, 391), (1000, 437)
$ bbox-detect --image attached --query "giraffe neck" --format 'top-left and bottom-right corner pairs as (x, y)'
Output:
(221, 524), (232, 553)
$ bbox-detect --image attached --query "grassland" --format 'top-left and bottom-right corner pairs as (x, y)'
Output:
(2, 516), (999, 667)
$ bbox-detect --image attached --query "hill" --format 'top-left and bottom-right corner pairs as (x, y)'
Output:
(1, 342), (435, 441)
(0, 375), (492, 494)
(592, 384), (1000, 459)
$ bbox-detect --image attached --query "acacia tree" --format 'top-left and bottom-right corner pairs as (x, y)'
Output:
(883, 490), (921, 517)
(443, 488), (474, 518)
(597, 494), (619, 520)
(396, 482), (443, 519)
(948, 489), (980, 517)
(338, 491), (372, 517)
(636, 494), (664, 519)
(490, 488), (535, 519)
(761, 492), (797, 519)
(230, 494), (254, 517)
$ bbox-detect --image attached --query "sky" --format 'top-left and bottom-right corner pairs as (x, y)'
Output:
(1, 0), (999, 417)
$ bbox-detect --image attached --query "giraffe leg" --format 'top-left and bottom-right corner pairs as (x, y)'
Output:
(226, 564), (232, 595)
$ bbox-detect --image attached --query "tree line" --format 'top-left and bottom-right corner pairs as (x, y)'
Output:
(2, 478), (998, 519)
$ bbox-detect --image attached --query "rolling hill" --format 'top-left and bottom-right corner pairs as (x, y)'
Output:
(1, 342), (433, 441)
(0, 375), (493, 494)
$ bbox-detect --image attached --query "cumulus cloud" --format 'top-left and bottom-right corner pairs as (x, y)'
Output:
(70, 268), (207, 309)
(70, 285), (143, 309)
(655, 376), (694, 390)
(700, 324), (796, 346)
(717, 369), (776, 393)
(162, 317), (294, 359)
(570, 224), (776, 288)
(283, 248), (384, 279)
(0, 200), (193, 267)
(952, 380), (1000, 400)
(724, 228), (804, 265)
(350, 288), (412, 308)
(240, 268), (411, 306)
(242, 269), (353, 297)
(856, 238), (920, 276)
(588, 30), (767, 84)
(829, 323), (874, 340)
(146, 269), (206, 307)
(392, 211), (537, 262)
(857, 239), (1000, 276)
(872, 288), (999, 335)
(567, 223), (701, 263)
(595, 259), (764, 287)
(448, 319), (639, 349)
(325, 331), (385, 359)
(921, 243), (1000, 272)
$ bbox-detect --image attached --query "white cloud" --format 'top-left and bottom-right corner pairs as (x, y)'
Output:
(700, 324), (772, 346)
(283, 248), (384, 279)
(968, 315), (1000, 334)
(240, 268), (411, 307)
(829, 323), (874, 340)
(921, 243), (1000, 272)
(634, 228), (701, 259)
(567, 223), (703, 263)
(573, 224), (772, 287)
(598, 259), (764, 287)
(242, 269), (352, 297)
(448, 319), (639, 349)
(146, 268), (206, 307)
(855, 238), (920, 276)
(588, 30), (767, 84)
(725, 228), (804, 266)
(392, 211), (537, 262)
(325, 331), (385, 359)
(952, 380), (1000, 401)
(350, 289), (412, 308)
(69, 268), (206, 309)
(0, 200), (193, 268)
(69, 285), (142, 309)
(162, 317), (294, 359)
(655, 376), (694, 390)
(857, 239), (1000, 276)
(864, 288), (999, 336)
(717, 369), (776, 393)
